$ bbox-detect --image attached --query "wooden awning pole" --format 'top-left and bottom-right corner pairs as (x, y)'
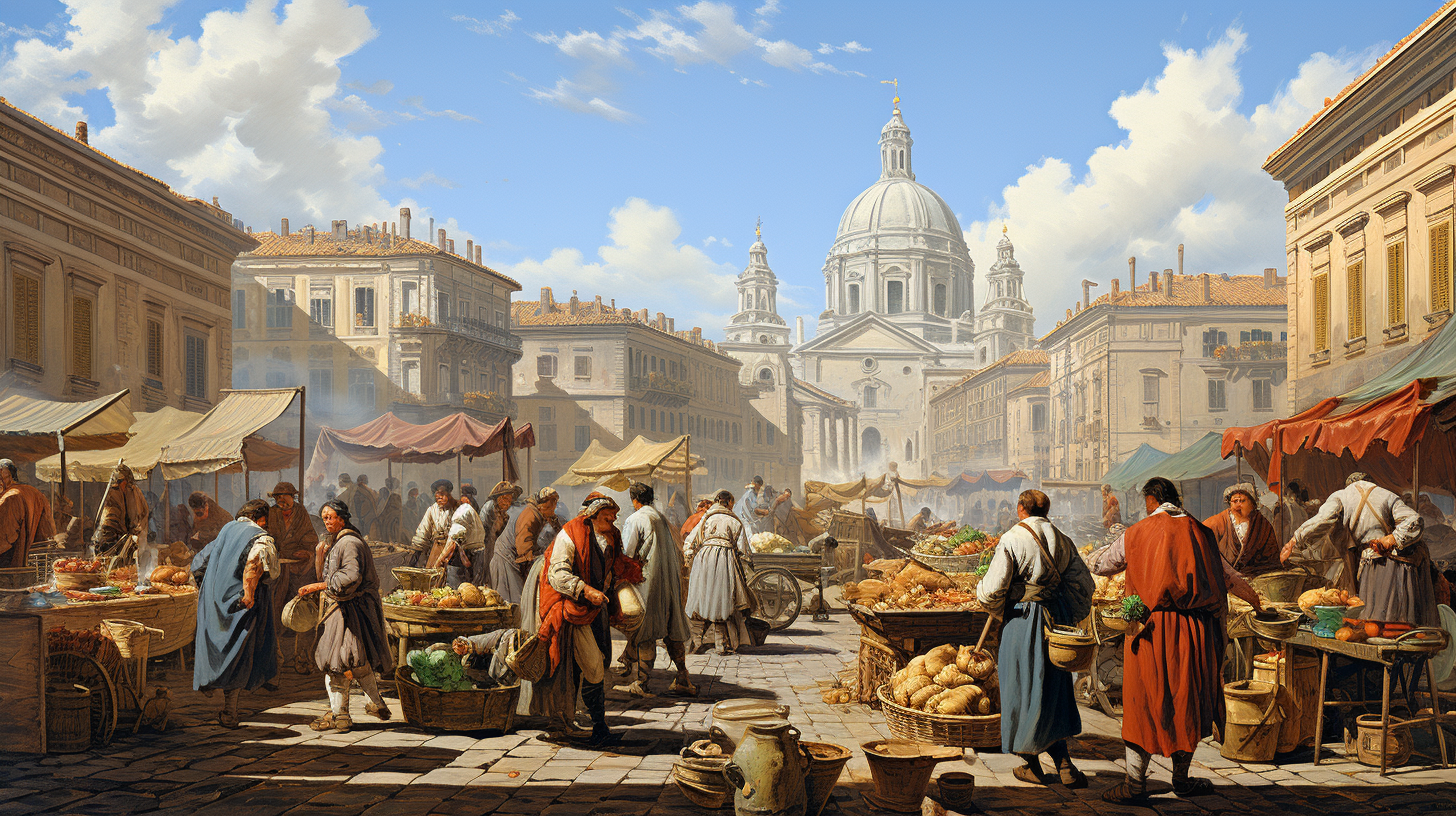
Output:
(297, 386), (307, 500)
(1413, 443), (1421, 507)
(457, 453), (463, 488)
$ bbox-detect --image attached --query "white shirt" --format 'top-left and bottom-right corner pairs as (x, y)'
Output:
(976, 516), (1092, 613)
(1292, 481), (1422, 554)
(448, 502), (488, 551)
(684, 504), (748, 562)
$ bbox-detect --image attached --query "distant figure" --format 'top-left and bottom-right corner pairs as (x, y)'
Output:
(619, 482), (694, 696)
(403, 484), (425, 538)
(737, 476), (773, 536)
(495, 487), (559, 605)
(0, 459), (53, 567)
(370, 483), (403, 544)
(1100, 485), (1121, 529)
(93, 463), (149, 558)
(684, 490), (756, 654)
(353, 475), (380, 534)
(187, 491), (231, 551)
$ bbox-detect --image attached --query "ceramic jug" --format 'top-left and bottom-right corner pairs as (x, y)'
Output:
(722, 719), (807, 816)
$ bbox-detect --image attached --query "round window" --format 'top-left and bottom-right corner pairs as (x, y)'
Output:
(902, 366), (912, 375)
(862, 357), (876, 372)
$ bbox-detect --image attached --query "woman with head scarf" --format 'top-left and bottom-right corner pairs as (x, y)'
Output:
(296, 499), (393, 733)
(1203, 483), (1284, 577)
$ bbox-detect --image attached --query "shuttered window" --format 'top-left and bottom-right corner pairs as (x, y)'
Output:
(11, 274), (40, 365)
(1347, 260), (1364, 339)
(1387, 240), (1406, 326)
(1431, 221), (1452, 314)
(184, 333), (207, 399)
(1313, 272), (1330, 351)
(72, 296), (93, 379)
(146, 319), (163, 377)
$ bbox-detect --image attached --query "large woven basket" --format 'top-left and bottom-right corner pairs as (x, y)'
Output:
(394, 668), (519, 732)
(876, 684), (1000, 748)
(54, 571), (106, 590)
(99, 619), (163, 660)
(857, 636), (904, 705)
(907, 552), (982, 573)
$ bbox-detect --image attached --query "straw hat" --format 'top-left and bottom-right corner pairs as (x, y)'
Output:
(487, 480), (522, 501)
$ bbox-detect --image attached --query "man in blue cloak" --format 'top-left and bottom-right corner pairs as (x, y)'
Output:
(737, 475), (773, 537)
(192, 499), (279, 728)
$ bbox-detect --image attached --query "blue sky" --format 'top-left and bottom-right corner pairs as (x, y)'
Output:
(0, 1), (1442, 338)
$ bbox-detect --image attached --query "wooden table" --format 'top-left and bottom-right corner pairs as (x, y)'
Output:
(1284, 628), (1454, 775)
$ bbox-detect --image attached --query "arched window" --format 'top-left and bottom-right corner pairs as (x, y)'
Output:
(848, 284), (860, 314)
(887, 280), (904, 314)
(905, 439), (913, 461)
(758, 368), (774, 383)
(933, 284), (947, 316)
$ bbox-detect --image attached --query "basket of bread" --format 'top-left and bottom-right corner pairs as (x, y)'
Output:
(876, 643), (1000, 748)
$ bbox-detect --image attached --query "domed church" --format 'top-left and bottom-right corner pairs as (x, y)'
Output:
(790, 97), (1034, 477)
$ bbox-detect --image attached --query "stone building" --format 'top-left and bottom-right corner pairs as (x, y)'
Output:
(1041, 262), (1288, 482)
(1004, 370), (1051, 484)
(973, 229), (1036, 366)
(926, 349), (1047, 476)
(795, 99), (1032, 477)
(511, 289), (799, 495)
(232, 210), (521, 424)
(1265, 4), (1456, 411)
(0, 101), (256, 409)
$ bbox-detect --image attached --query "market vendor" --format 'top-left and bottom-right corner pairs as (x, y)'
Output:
(0, 459), (54, 567)
(480, 480), (521, 587)
(186, 491), (231, 551)
(976, 489), (1093, 788)
(92, 463), (149, 559)
(1101, 485), (1122, 529)
(618, 482), (694, 697)
(407, 480), (457, 569)
(52, 494), (85, 550)
(738, 476), (773, 536)
(298, 499), (393, 733)
(522, 494), (641, 745)
(1090, 477), (1263, 804)
(684, 489), (757, 655)
(450, 628), (531, 687)
(1282, 472), (1436, 625)
(495, 487), (559, 605)
(1204, 483), (1285, 576)
(908, 506), (936, 534)
(192, 499), (279, 728)
(267, 482), (320, 667)
(430, 481), (487, 588)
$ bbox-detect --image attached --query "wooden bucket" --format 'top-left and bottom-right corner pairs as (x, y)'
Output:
(46, 684), (92, 754)
(1355, 714), (1413, 767)
(861, 739), (960, 813)
(1219, 680), (1284, 762)
(1253, 653), (1319, 752)
(802, 741), (852, 816)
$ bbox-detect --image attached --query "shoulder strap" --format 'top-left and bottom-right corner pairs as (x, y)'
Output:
(1353, 485), (1393, 538)
(1017, 520), (1063, 585)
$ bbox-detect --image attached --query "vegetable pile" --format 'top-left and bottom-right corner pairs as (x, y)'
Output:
(385, 582), (503, 609)
(750, 532), (806, 554)
(912, 526), (998, 557)
(845, 560), (984, 611)
(1118, 594), (1149, 622)
(887, 643), (999, 715)
(54, 558), (106, 574)
(1297, 587), (1362, 616)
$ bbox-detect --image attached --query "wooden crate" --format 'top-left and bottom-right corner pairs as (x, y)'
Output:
(0, 613), (46, 754)
(857, 636), (905, 706)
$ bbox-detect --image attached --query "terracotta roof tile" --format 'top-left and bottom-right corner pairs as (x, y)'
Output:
(512, 298), (734, 360)
(245, 229), (519, 288)
(1040, 273), (1286, 342)
(1265, 1), (1456, 170)
(1008, 369), (1051, 395)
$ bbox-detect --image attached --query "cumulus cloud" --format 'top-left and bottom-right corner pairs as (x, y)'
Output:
(523, 1), (868, 119)
(703, 235), (733, 248)
(397, 171), (460, 190)
(495, 198), (741, 334)
(962, 28), (1378, 329)
(453, 10), (519, 36)
(0, 0), (397, 227)
(345, 78), (393, 95)
(818, 40), (869, 55)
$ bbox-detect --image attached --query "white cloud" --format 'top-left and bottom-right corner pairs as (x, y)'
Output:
(397, 170), (460, 190)
(754, 0), (781, 18)
(525, 78), (634, 122)
(818, 40), (869, 55)
(496, 198), (740, 335)
(962, 28), (1378, 330)
(345, 78), (393, 95)
(453, 10), (519, 36)
(703, 235), (733, 248)
(403, 95), (478, 122)
(0, 0), (399, 228)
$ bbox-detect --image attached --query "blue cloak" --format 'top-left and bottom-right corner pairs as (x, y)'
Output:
(192, 519), (277, 691)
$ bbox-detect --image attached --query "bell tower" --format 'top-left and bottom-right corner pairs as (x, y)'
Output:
(974, 226), (1035, 364)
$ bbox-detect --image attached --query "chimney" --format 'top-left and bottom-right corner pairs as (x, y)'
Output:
(75, 121), (87, 144)
(569, 290), (580, 315)
(1150, 268), (1158, 292)
(447, 239), (455, 255)
(693, 327), (703, 342)
(1162, 270), (1174, 297)
(280, 217), (290, 236)
(1178, 243), (1185, 276)
(428, 217), (435, 241)
(466, 239), (473, 260)
(1128, 257), (1136, 291)
(594, 295), (603, 310)
(474, 246), (482, 265)
(307, 226), (315, 245)
(363, 225), (372, 244)
(668, 317), (675, 332)
(610, 299), (616, 309)
(1080, 279), (1098, 310)
(1111, 278), (1120, 296)
(796, 315), (805, 345)
(538, 286), (554, 314)
(437, 228), (446, 250)
(332, 220), (347, 241)
(1264, 267), (1278, 288)
(655, 312), (667, 330)
(400, 208), (411, 240)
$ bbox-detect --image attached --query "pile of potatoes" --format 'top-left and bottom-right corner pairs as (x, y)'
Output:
(887, 643), (998, 716)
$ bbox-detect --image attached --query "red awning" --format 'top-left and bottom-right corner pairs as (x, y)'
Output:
(1221, 397), (1339, 459)
(306, 412), (535, 490)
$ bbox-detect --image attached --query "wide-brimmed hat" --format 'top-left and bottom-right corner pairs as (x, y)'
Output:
(268, 481), (298, 497)
(487, 480), (523, 500)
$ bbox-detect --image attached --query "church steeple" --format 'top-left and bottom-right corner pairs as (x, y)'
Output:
(974, 227), (1035, 364)
(879, 91), (914, 181)
(725, 222), (789, 344)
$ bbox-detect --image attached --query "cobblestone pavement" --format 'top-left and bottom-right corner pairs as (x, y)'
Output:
(5, 592), (1456, 816)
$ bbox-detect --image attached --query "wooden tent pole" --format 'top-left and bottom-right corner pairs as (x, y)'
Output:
(685, 436), (692, 515)
(457, 454), (462, 488)
(297, 386), (306, 503)
(896, 479), (906, 528)
(244, 466), (249, 501)
(1413, 443), (1421, 508)
(527, 446), (533, 495)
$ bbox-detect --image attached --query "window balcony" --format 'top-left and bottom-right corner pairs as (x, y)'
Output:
(1197, 341), (1288, 376)
(392, 313), (522, 352)
(629, 373), (694, 407)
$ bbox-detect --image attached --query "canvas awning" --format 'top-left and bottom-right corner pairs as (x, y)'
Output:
(1122, 432), (1239, 485)
(0, 389), (134, 462)
(34, 406), (300, 482)
(306, 411), (528, 488)
(1103, 443), (1173, 492)
(557, 435), (704, 491)
(805, 475), (894, 508)
(554, 440), (621, 487)
(159, 388), (302, 479)
(944, 469), (1029, 496)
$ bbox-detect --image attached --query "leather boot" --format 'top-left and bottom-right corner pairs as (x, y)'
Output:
(581, 682), (620, 746)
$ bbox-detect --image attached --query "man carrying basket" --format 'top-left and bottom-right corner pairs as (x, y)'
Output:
(975, 489), (1094, 787)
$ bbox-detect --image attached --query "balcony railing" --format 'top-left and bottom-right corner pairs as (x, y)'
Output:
(630, 373), (695, 398)
(1210, 341), (1287, 362)
(394, 313), (522, 350)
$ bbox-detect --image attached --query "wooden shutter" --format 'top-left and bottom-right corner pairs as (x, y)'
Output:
(1431, 221), (1452, 314)
(72, 296), (93, 379)
(1313, 272), (1330, 351)
(1388, 241), (1406, 326)
(11, 275), (40, 364)
(146, 320), (163, 377)
(1347, 260), (1364, 338)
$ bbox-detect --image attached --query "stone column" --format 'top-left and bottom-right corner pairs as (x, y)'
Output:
(837, 414), (848, 473)
(850, 415), (861, 473)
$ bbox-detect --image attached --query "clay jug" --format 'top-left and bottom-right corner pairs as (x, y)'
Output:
(722, 719), (807, 816)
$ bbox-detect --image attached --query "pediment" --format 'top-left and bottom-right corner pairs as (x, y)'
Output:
(796, 313), (942, 356)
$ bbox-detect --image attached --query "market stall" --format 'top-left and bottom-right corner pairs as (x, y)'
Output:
(306, 411), (531, 497)
(556, 434), (704, 497)
(1101, 442), (1172, 493)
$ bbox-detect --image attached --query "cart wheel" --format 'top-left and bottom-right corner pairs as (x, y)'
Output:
(748, 567), (801, 631)
(48, 651), (119, 747)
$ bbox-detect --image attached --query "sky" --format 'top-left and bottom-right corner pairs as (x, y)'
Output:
(0, 1), (1443, 341)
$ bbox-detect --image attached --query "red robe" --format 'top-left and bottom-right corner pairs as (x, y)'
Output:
(535, 516), (642, 672)
(1122, 512), (1228, 756)
(681, 509), (707, 543)
(1203, 510), (1281, 576)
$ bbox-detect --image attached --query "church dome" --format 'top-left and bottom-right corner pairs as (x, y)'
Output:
(835, 177), (963, 243)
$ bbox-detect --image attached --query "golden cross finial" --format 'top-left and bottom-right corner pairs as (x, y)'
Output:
(1002, 224), (1007, 234)
(755, 216), (762, 240)
(880, 78), (900, 112)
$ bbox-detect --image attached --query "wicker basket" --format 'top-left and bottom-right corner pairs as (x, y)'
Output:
(383, 602), (517, 625)
(876, 684), (1000, 748)
(99, 619), (163, 660)
(504, 632), (550, 683)
(907, 552), (982, 573)
(857, 636), (904, 705)
(54, 571), (106, 590)
(394, 667), (519, 732)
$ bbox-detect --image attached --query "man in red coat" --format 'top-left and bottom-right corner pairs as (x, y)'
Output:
(1089, 477), (1263, 804)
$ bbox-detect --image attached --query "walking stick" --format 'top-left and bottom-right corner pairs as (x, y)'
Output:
(974, 612), (999, 654)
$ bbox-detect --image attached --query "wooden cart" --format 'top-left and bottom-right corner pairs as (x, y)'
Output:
(37, 591), (197, 659)
(745, 551), (821, 632)
(382, 603), (520, 668)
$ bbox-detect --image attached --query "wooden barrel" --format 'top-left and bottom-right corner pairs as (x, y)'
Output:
(46, 684), (92, 754)
(1253, 653), (1320, 751)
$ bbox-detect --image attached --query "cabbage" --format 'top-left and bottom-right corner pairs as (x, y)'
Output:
(407, 648), (472, 691)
